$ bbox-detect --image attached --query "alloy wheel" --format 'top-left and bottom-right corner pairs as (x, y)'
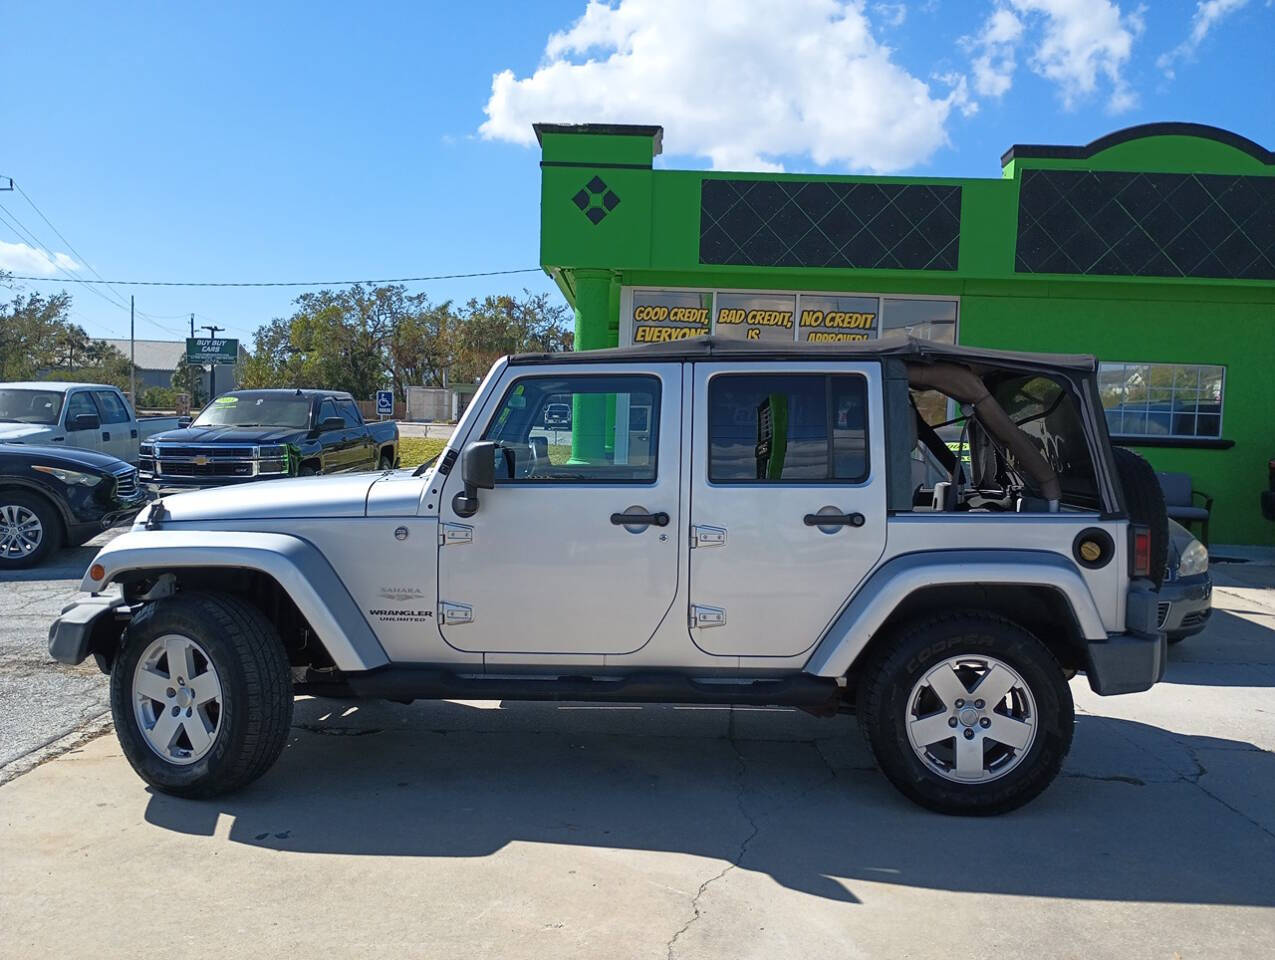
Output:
(0, 503), (44, 560)
(132, 633), (223, 765)
(905, 654), (1038, 783)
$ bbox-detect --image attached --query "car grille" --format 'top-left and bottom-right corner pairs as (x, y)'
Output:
(153, 445), (256, 459)
(145, 444), (260, 480)
(1156, 602), (1171, 629)
(1179, 610), (1210, 628)
(113, 467), (139, 498)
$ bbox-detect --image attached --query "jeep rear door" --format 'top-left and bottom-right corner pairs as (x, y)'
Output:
(436, 364), (682, 657)
(687, 362), (888, 658)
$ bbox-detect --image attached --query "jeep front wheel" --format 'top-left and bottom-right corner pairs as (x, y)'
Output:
(859, 612), (1074, 815)
(109, 591), (294, 798)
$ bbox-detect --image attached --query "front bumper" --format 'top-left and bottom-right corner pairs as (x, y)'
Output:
(48, 594), (128, 666)
(1156, 574), (1213, 638)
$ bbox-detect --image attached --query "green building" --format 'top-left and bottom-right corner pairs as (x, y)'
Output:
(534, 121), (1275, 547)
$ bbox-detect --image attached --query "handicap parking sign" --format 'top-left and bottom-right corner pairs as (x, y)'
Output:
(376, 389), (394, 417)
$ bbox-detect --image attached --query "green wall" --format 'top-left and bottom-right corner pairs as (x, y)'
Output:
(537, 123), (1275, 546)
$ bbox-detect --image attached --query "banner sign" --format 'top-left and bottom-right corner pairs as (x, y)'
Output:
(631, 292), (712, 343)
(798, 295), (878, 343)
(186, 337), (239, 364)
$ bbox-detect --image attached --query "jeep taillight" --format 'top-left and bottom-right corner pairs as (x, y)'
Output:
(1130, 525), (1152, 579)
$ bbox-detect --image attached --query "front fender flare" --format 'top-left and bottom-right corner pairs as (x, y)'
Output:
(82, 530), (389, 671)
(804, 550), (1108, 678)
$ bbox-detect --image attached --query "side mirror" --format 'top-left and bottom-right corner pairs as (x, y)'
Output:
(177, 416), (192, 429)
(452, 441), (498, 518)
(70, 412), (100, 431)
(319, 416), (345, 432)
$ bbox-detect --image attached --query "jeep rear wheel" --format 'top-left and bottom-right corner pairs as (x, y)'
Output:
(859, 612), (1074, 815)
(109, 591), (294, 798)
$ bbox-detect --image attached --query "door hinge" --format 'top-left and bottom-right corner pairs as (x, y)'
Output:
(691, 525), (727, 548)
(439, 601), (473, 625)
(439, 523), (473, 546)
(689, 604), (727, 628)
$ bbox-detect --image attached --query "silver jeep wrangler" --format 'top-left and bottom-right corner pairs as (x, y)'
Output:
(50, 337), (1168, 814)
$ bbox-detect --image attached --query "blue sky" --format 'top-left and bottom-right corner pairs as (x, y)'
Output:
(1, 0), (1271, 345)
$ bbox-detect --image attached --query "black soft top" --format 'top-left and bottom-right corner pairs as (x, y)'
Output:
(508, 336), (1097, 373)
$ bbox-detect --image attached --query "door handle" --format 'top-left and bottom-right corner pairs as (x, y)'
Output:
(803, 512), (865, 527)
(611, 511), (670, 527)
(101, 431), (111, 440)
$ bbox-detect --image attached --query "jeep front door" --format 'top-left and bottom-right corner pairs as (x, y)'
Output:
(688, 364), (887, 658)
(437, 366), (681, 656)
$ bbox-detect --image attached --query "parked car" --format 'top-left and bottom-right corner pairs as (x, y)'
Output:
(138, 389), (399, 488)
(0, 382), (177, 464)
(543, 402), (572, 429)
(1, 443), (146, 568)
(1157, 520), (1212, 643)
(52, 337), (1169, 814)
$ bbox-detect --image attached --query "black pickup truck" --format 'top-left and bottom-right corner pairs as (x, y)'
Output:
(138, 389), (398, 488)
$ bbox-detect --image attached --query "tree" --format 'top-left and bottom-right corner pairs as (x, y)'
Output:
(0, 287), (135, 389)
(171, 354), (208, 407)
(449, 291), (573, 383)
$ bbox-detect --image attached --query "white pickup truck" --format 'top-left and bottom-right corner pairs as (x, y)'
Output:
(0, 382), (179, 464)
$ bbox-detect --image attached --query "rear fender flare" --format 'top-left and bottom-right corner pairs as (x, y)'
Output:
(804, 550), (1108, 678)
(82, 529), (389, 671)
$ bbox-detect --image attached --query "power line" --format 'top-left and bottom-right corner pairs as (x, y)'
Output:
(3, 267), (545, 288)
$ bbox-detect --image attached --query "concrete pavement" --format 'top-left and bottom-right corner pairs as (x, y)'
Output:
(1, 560), (1272, 958)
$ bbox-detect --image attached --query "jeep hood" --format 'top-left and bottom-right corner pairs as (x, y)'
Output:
(144, 472), (422, 523)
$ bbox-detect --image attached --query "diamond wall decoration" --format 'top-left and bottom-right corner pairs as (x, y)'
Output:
(573, 176), (621, 225)
(1015, 169), (1275, 280)
(699, 179), (961, 270)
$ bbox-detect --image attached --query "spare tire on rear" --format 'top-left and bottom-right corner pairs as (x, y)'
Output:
(1111, 447), (1168, 587)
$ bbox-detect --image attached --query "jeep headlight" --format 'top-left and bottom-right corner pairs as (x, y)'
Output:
(1178, 538), (1209, 578)
(140, 442), (155, 456)
(32, 465), (104, 487)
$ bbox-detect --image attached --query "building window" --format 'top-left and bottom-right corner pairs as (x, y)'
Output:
(1098, 362), (1224, 439)
(880, 298), (957, 344)
(713, 293), (796, 343)
(623, 288), (959, 347)
(631, 290), (712, 343)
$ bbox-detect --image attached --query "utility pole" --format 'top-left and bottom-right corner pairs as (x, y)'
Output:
(189, 313), (195, 338)
(200, 323), (225, 400)
(130, 296), (136, 407)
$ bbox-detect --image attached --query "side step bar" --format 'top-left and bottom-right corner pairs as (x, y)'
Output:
(299, 668), (842, 710)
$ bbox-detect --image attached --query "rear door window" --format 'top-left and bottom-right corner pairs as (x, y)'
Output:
(93, 390), (132, 424)
(707, 373), (868, 483)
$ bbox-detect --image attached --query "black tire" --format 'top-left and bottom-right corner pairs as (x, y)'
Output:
(858, 611), (1074, 816)
(378, 451), (394, 471)
(298, 464), (319, 477)
(1112, 447), (1168, 587)
(109, 591), (294, 798)
(0, 489), (63, 569)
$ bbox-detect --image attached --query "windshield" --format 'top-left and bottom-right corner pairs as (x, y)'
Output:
(192, 395), (312, 429)
(0, 389), (65, 426)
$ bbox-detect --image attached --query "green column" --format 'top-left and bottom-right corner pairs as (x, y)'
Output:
(571, 270), (618, 463)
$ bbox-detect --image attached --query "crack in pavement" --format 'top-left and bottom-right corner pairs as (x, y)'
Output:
(665, 731), (761, 960)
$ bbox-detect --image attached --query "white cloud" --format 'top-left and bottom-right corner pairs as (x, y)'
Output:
(872, 2), (908, 27)
(964, 1), (1144, 112)
(480, 0), (971, 173)
(966, 8), (1024, 97)
(1157, 0), (1252, 80)
(0, 240), (79, 277)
